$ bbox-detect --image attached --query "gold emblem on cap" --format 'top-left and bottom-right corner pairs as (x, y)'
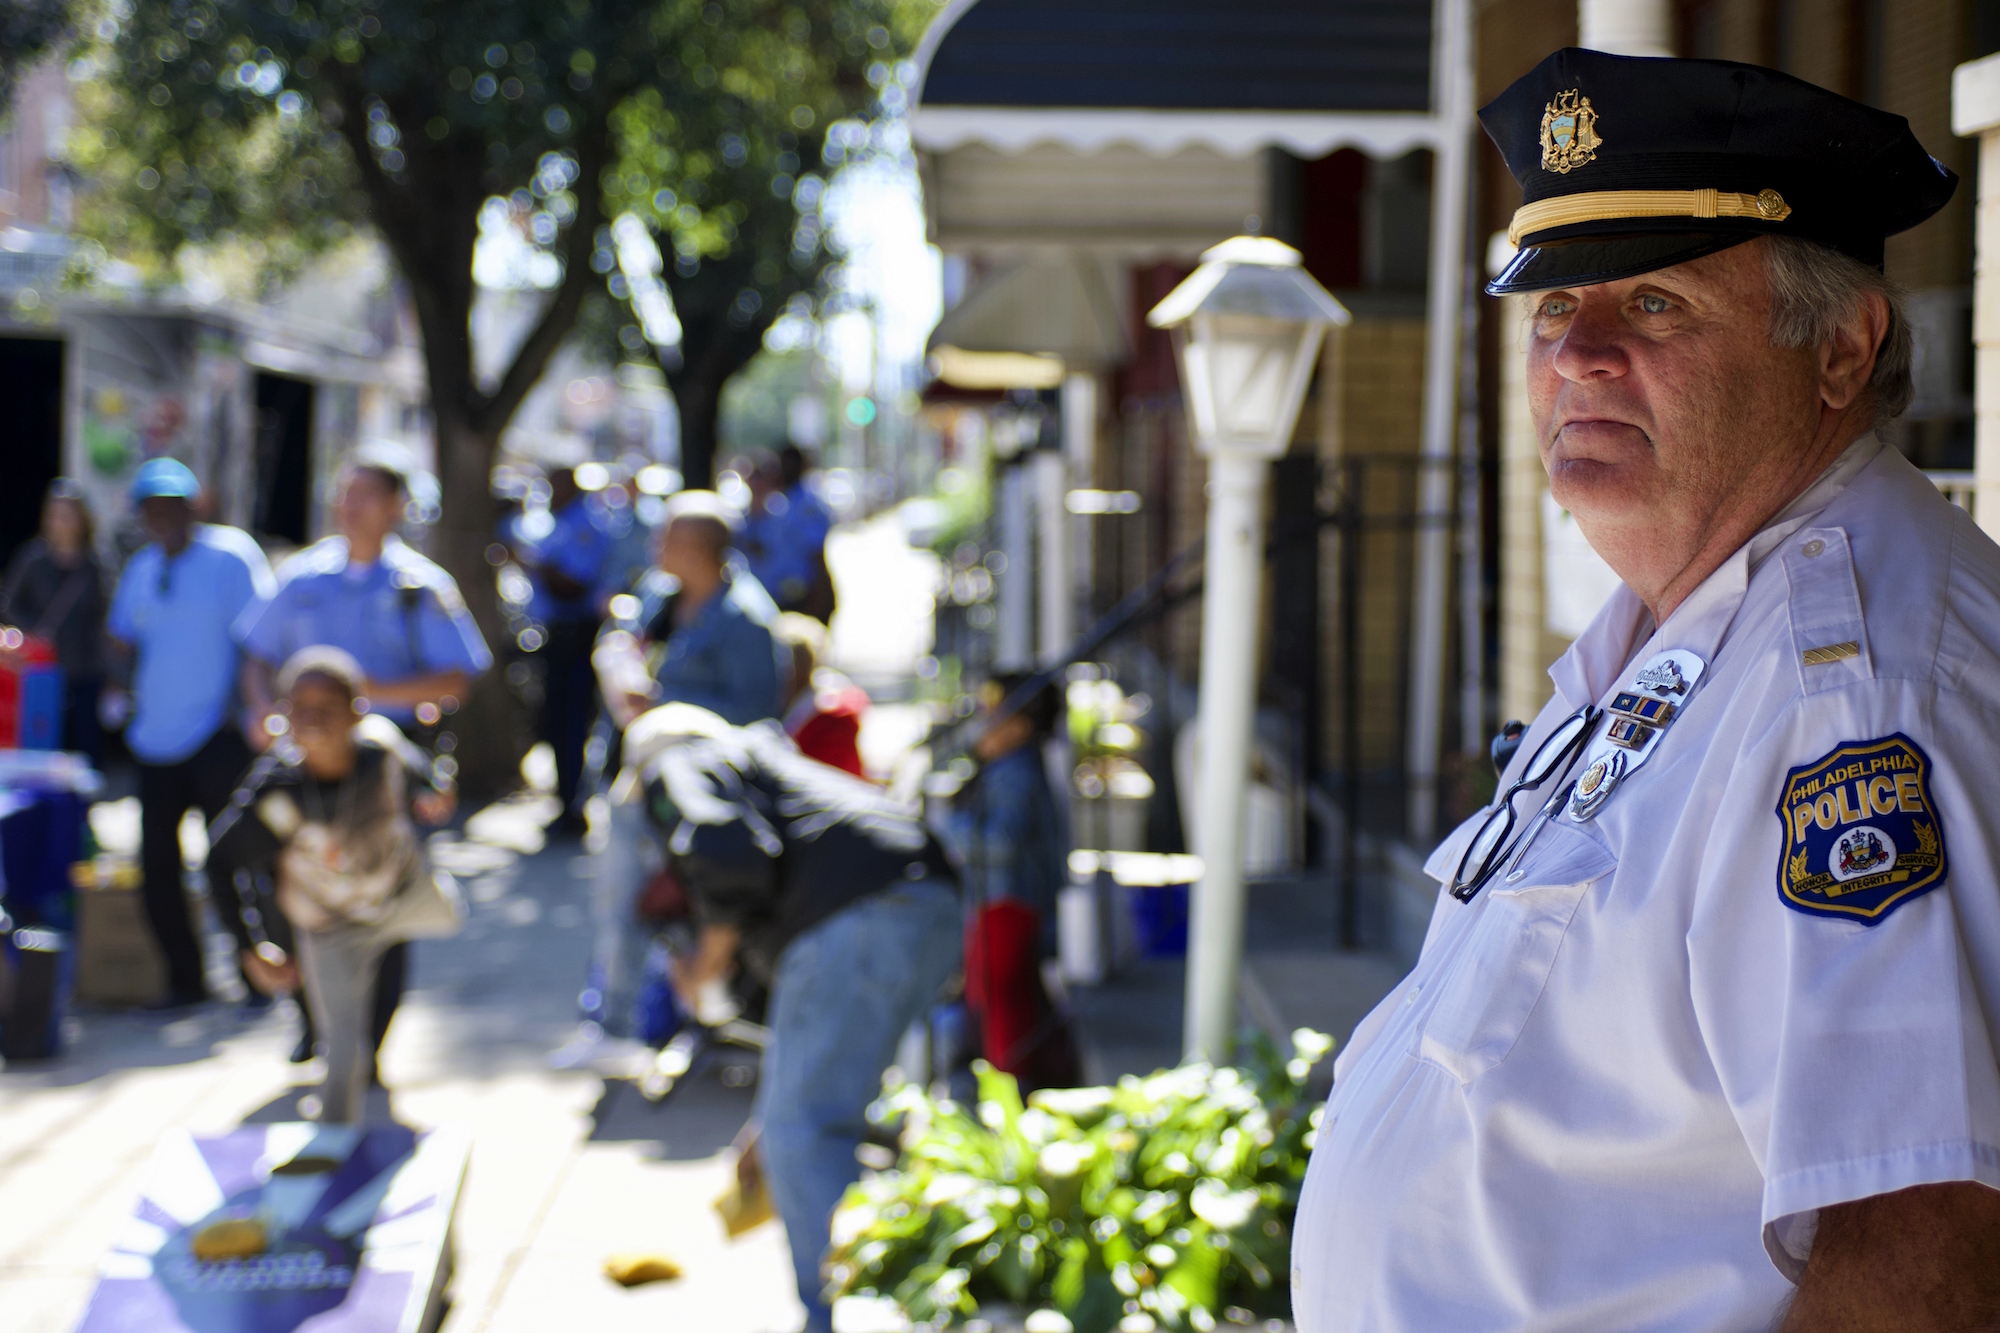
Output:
(1755, 188), (1791, 220)
(1540, 89), (1602, 174)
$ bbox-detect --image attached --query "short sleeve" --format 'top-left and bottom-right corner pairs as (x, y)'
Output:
(1688, 679), (2000, 1279)
(243, 539), (275, 605)
(107, 555), (145, 643)
(234, 583), (287, 661)
(414, 581), (494, 674)
(218, 531), (276, 627)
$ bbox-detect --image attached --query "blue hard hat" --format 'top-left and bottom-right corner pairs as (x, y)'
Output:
(130, 457), (199, 501)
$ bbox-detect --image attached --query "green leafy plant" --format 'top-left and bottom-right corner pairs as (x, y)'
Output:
(827, 1030), (1335, 1333)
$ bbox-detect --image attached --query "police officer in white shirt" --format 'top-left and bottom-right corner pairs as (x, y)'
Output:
(1292, 49), (2000, 1332)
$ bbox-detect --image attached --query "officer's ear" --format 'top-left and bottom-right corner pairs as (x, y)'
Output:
(1816, 288), (1892, 416)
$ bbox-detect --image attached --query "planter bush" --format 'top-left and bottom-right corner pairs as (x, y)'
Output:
(826, 1029), (1335, 1333)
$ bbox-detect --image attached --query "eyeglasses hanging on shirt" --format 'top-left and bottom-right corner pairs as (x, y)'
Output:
(1450, 704), (1601, 902)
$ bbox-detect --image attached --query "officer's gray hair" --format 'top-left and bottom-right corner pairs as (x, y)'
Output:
(1762, 236), (1913, 422)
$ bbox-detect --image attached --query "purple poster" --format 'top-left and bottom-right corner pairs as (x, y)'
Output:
(76, 1122), (468, 1333)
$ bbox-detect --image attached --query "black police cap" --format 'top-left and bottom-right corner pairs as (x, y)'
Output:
(1482, 48), (1957, 295)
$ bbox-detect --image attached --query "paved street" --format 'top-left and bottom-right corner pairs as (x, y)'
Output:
(0, 806), (803, 1333)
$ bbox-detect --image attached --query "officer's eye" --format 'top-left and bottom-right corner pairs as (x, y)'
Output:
(1537, 296), (1575, 318)
(1638, 294), (1671, 314)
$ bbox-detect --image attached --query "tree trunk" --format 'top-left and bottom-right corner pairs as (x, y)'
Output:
(429, 410), (530, 807)
(672, 371), (723, 490)
(338, 98), (613, 804)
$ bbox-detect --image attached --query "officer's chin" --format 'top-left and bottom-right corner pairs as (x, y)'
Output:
(1547, 458), (1660, 531)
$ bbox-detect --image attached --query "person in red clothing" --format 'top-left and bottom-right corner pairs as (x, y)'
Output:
(954, 673), (1079, 1092)
(772, 612), (870, 778)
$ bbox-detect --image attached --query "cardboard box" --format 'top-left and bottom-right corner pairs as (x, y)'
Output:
(75, 864), (166, 1007)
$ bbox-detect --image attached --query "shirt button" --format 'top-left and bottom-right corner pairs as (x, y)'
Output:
(1801, 538), (1825, 557)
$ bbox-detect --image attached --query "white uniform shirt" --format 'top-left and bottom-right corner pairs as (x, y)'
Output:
(1293, 438), (2000, 1332)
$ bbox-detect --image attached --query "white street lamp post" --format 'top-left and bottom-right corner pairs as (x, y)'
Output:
(1148, 237), (1349, 1064)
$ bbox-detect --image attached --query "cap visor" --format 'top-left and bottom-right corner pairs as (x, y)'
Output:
(1487, 232), (1754, 296)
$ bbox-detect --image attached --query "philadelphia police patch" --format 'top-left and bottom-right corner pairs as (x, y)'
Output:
(1775, 734), (1946, 924)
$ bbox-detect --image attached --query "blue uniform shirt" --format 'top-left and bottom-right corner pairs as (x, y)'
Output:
(742, 483), (833, 609)
(595, 503), (657, 610)
(235, 536), (493, 723)
(510, 496), (614, 624)
(107, 524), (274, 764)
(632, 565), (785, 726)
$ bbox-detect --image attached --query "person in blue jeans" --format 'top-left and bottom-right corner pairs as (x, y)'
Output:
(106, 458), (275, 1009)
(551, 491), (787, 1070)
(623, 704), (960, 1333)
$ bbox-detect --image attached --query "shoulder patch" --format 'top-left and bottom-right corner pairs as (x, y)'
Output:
(1775, 733), (1946, 924)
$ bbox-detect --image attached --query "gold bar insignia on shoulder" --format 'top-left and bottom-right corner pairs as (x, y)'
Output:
(1802, 641), (1860, 667)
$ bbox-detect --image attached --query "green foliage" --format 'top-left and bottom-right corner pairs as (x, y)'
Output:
(66, 61), (361, 289)
(718, 346), (820, 457)
(67, 0), (669, 288)
(1, 0), (76, 121)
(828, 1030), (1336, 1333)
(923, 462), (992, 557)
(65, 0), (938, 482)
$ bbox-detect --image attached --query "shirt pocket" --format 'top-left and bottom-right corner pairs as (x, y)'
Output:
(1412, 820), (1616, 1085)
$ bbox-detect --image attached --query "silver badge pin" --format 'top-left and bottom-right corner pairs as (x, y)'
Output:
(1566, 649), (1707, 821)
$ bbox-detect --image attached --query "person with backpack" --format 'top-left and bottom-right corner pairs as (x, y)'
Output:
(209, 646), (461, 1121)
(620, 703), (959, 1333)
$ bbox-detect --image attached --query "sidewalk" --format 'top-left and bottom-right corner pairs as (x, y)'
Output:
(0, 813), (802, 1333)
(1069, 873), (1412, 1079)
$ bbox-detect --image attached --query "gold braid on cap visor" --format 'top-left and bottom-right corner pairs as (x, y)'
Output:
(1507, 187), (1792, 246)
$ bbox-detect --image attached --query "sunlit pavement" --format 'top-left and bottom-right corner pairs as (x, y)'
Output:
(824, 512), (941, 792)
(0, 810), (803, 1333)
(823, 512), (939, 691)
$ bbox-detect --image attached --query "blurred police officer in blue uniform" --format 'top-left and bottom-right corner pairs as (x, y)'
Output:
(594, 469), (661, 619)
(742, 444), (835, 621)
(238, 445), (491, 730)
(507, 463), (614, 831)
(236, 443), (491, 1067)
(106, 457), (275, 1010)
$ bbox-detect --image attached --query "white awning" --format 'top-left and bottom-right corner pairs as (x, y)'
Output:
(910, 107), (1449, 159)
(926, 254), (1129, 366)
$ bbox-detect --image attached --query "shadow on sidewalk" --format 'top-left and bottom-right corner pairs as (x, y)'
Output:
(586, 1069), (756, 1161)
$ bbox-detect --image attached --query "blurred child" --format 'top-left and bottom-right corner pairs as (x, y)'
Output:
(212, 646), (459, 1121)
(951, 672), (1077, 1091)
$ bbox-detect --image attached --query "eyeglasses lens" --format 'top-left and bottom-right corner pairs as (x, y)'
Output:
(1452, 705), (1597, 898)
(1523, 711), (1589, 783)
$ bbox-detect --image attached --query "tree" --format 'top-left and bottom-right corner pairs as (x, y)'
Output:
(591, 4), (928, 486)
(69, 0), (928, 788)
(1, 0), (76, 120)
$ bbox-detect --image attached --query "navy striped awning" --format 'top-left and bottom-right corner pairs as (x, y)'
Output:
(915, 0), (1435, 114)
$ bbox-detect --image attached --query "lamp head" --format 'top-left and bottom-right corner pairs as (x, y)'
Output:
(1146, 236), (1350, 458)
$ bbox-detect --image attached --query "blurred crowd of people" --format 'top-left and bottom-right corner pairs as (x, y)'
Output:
(0, 437), (1079, 1333)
